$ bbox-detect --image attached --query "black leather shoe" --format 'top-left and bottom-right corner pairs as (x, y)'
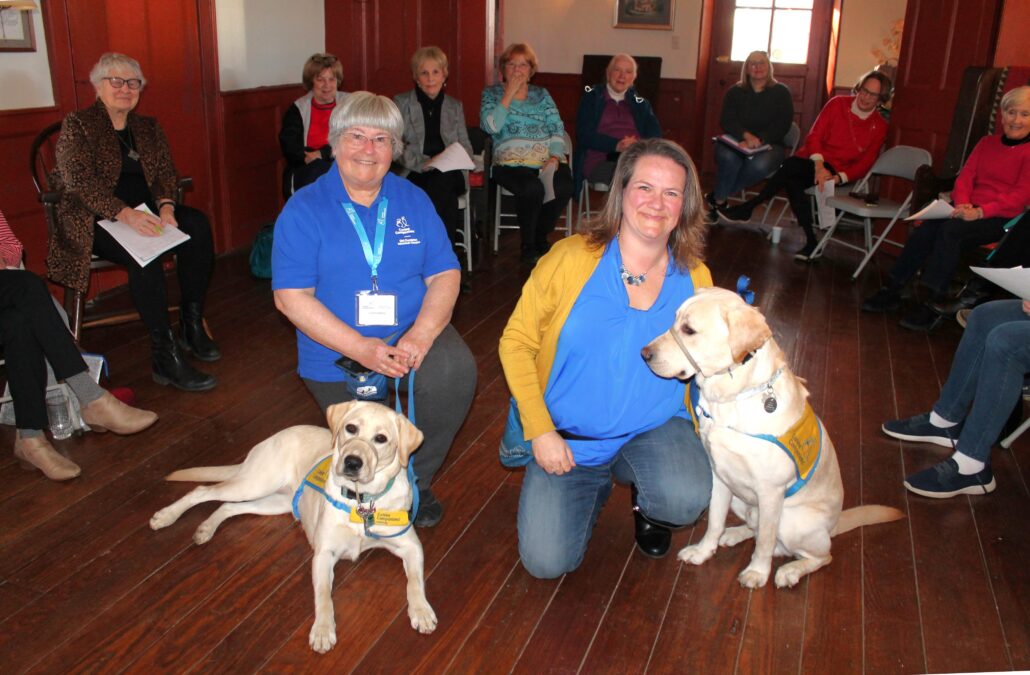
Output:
(414, 489), (444, 528)
(899, 303), (943, 332)
(632, 485), (671, 558)
(152, 329), (217, 392)
(179, 302), (221, 362)
(861, 286), (901, 313)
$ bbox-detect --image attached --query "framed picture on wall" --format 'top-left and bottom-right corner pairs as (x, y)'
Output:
(0, 9), (36, 52)
(613, 0), (674, 30)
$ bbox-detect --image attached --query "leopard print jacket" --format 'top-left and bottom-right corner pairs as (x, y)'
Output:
(47, 98), (179, 292)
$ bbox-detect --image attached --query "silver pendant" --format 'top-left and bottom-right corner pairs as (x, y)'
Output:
(128, 149), (140, 161)
(762, 391), (777, 413)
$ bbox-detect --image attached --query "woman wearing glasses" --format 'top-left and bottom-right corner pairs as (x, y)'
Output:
(272, 92), (476, 528)
(51, 52), (219, 392)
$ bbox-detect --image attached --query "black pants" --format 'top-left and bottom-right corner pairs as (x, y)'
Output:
(492, 163), (573, 252)
(92, 204), (214, 333)
(740, 156), (833, 246)
(0, 270), (88, 430)
(987, 212), (1030, 268)
(289, 158), (334, 196)
(405, 169), (467, 243)
(301, 324), (476, 492)
(887, 217), (1008, 295)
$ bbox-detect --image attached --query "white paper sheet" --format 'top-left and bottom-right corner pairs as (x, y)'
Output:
(96, 204), (191, 267)
(970, 266), (1030, 300)
(905, 198), (954, 221)
(424, 143), (475, 172)
(814, 180), (836, 230)
(539, 162), (557, 204)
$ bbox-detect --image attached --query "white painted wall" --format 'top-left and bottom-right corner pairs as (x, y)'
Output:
(835, 0), (906, 87)
(215, 0), (324, 91)
(0, 7), (54, 111)
(503, 0), (702, 79)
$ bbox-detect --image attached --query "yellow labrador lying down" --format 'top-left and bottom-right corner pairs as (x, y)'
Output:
(149, 401), (436, 652)
(642, 287), (902, 589)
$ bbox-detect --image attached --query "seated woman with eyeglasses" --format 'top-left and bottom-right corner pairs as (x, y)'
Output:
(720, 69), (892, 262)
(52, 52), (219, 393)
(272, 92), (477, 528)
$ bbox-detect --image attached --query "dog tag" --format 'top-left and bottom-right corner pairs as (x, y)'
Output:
(763, 392), (778, 413)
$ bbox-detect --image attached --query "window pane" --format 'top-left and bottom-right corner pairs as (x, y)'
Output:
(770, 9), (810, 63)
(737, 0), (773, 7)
(775, 0), (813, 8)
(731, 8), (772, 61)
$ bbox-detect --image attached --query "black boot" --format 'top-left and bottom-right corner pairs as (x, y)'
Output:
(631, 485), (672, 559)
(152, 329), (217, 392)
(178, 302), (221, 362)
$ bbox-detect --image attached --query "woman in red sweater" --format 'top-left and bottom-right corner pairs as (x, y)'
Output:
(862, 85), (1030, 331)
(720, 69), (892, 260)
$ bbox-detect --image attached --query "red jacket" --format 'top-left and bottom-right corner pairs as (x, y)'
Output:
(797, 96), (888, 183)
(952, 134), (1030, 219)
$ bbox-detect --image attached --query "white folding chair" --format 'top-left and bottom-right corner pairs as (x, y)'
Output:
(454, 191), (473, 271)
(577, 178), (609, 227)
(493, 133), (574, 254)
(737, 122), (802, 223)
(809, 145), (932, 279)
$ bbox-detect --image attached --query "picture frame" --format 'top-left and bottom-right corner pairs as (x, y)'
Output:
(0, 9), (36, 52)
(613, 0), (674, 31)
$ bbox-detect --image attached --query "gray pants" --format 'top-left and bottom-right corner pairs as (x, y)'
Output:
(302, 324), (477, 493)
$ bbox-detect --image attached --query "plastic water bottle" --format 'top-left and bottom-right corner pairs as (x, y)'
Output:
(46, 389), (74, 440)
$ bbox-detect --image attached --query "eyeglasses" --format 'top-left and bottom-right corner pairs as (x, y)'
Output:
(341, 131), (393, 150)
(103, 77), (143, 90)
(505, 61), (531, 70)
(858, 86), (881, 98)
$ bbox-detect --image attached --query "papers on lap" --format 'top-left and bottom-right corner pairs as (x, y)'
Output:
(714, 134), (771, 156)
(424, 143), (475, 172)
(905, 198), (954, 221)
(97, 204), (191, 266)
(971, 266), (1030, 300)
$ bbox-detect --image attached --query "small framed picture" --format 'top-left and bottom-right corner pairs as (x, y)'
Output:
(0, 9), (35, 52)
(614, 0), (674, 31)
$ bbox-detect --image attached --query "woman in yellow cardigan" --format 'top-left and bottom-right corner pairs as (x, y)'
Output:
(499, 138), (713, 577)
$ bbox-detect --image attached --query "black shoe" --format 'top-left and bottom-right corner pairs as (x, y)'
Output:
(151, 329), (217, 392)
(928, 290), (989, 317)
(178, 302), (221, 362)
(631, 485), (671, 558)
(793, 241), (818, 262)
(520, 247), (540, 265)
(718, 204), (753, 225)
(899, 303), (943, 332)
(861, 286), (901, 313)
(414, 489), (444, 528)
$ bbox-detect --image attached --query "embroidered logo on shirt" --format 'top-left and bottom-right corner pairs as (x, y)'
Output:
(394, 216), (421, 246)
(394, 216), (414, 235)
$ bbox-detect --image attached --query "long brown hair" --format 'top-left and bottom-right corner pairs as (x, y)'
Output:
(580, 138), (707, 271)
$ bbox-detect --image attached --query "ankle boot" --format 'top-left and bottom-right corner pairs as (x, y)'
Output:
(631, 485), (672, 559)
(81, 391), (158, 435)
(178, 302), (221, 362)
(14, 436), (81, 481)
(152, 329), (217, 392)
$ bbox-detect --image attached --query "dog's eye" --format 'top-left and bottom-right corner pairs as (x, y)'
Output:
(680, 324), (696, 336)
(345, 423), (358, 434)
(373, 433), (388, 444)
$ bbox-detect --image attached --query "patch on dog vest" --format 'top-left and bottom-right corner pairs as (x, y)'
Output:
(305, 455), (332, 491)
(348, 508), (409, 526)
(752, 403), (824, 497)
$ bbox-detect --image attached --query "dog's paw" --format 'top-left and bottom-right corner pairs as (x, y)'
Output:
(193, 522), (216, 545)
(677, 544), (715, 566)
(309, 619), (337, 653)
(738, 566), (770, 589)
(774, 565), (804, 589)
(719, 525), (754, 548)
(149, 508), (177, 530)
(408, 602), (438, 634)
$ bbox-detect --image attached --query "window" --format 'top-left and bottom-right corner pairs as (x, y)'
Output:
(730, 0), (813, 64)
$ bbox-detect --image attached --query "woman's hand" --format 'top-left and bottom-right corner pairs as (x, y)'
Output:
(813, 160), (835, 188)
(159, 203), (178, 230)
(501, 72), (528, 106)
(1022, 300), (1030, 315)
(951, 203), (983, 221)
(531, 431), (576, 475)
(116, 206), (163, 237)
(396, 327), (434, 370)
(741, 131), (762, 149)
(304, 150), (322, 164)
(616, 135), (639, 152)
(356, 337), (410, 378)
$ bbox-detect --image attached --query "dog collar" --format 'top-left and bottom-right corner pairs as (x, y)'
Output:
(705, 367), (783, 406)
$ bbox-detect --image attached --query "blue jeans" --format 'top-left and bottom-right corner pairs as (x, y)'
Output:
(517, 416), (712, 579)
(933, 299), (1030, 462)
(712, 142), (786, 203)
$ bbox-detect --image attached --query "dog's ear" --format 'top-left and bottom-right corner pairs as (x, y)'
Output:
(394, 415), (425, 467)
(725, 303), (772, 364)
(326, 401), (358, 447)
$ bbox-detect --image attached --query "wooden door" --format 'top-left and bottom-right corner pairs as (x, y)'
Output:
(699, 0), (837, 181)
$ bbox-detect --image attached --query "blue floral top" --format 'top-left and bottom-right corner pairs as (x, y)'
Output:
(480, 84), (566, 168)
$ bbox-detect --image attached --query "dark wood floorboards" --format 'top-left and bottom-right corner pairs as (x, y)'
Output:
(1, 222), (1027, 674)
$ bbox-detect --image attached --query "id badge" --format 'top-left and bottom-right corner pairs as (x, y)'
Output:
(355, 291), (398, 326)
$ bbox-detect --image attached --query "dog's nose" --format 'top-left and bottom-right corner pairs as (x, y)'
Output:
(341, 455), (363, 475)
(641, 345), (653, 362)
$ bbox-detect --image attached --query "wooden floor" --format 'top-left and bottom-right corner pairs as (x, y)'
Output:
(1, 220), (1027, 674)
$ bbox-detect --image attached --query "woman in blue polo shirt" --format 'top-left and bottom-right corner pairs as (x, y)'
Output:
(272, 92), (476, 528)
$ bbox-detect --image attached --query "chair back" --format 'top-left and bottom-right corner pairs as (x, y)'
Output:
(30, 121), (63, 196)
(869, 145), (932, 181)
(581, 55), (663, 107)
(783, 122), (801, 155)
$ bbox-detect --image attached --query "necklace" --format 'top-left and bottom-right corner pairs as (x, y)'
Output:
(116, 126), (140, 161)
(618, 240), (666, 286)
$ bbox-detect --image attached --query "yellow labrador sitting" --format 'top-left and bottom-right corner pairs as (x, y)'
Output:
(642, 287), (902, 589)
(149, 401), (436, 652)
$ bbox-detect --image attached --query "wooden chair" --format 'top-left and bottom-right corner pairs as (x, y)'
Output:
(30, 121), (189, 343)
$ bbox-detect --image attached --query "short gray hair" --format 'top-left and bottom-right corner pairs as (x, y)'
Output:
(1001, 85), (1030, 112)
(89, 52), (146, 89)
(607, 53), (638, 76)
(328, 91), (404, 160)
